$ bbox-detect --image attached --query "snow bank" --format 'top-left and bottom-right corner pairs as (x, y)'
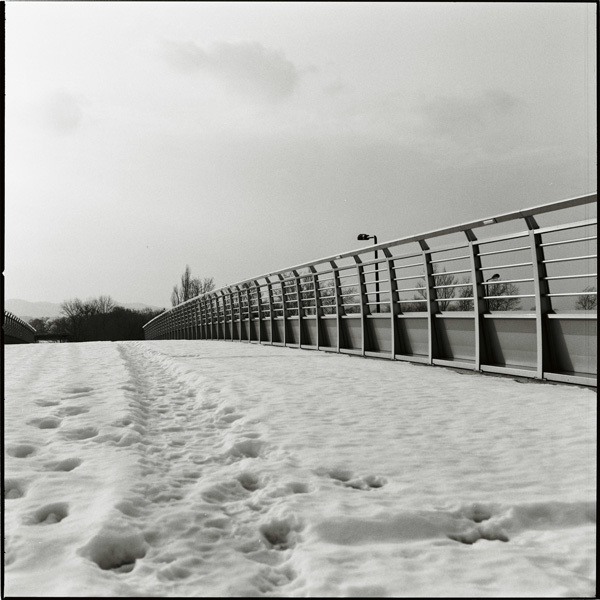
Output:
(4, 340), (596, 597)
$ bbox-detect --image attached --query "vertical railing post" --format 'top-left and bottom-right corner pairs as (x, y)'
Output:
(245, 286), (252, 342)
(309, 266), (321, 349)
(293, 270), (302, 347)
(525, 215), (551, 379)
(187, 302), (193, 339)
(215, 290), (225, 340)
(189, 300), (195, 339)
(330, 261), (343, 353)
(185, 302), (190, 339)
(354, 255), (368, 356)
(278, 274), (288, 346)
(266, 277), (274, 345)
(383, 248), (399, 358)
(212, 295), (218, 340)
(254, 280), (262, 343)
(198, 294), (208, 340)
(204, 296), (210, 340)
(225, 289), (233, 341)
(235, 287), (242, 342)
(196, 297), (202, 339)
(419, 240), (438, 365)
(465, 229), (486, 371)
(199, 294), (208, 340)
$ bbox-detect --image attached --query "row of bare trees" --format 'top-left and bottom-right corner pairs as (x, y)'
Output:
(29, 296), (162, 342)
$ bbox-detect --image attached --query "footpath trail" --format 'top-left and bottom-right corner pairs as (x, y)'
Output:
(4, 340), (596, 597)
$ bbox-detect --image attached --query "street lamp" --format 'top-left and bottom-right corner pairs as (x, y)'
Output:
(357, 233), (379, 313)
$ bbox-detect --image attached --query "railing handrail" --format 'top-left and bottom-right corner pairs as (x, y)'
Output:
(145, 192), (596, 328)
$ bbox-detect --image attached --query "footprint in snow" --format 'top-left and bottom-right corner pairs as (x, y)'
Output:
(446, 503), (508, 544)
(62, 426), (98, 440)
(78, 524), (148, 573)
(6, 444), (37, 458)
(24, 502), (69, 525)
(35, 399), (60, 407)
(64, 386), (94, 395)
(27, 416), (62, 430)
(45, 457), (83, 472)
(318, 467), (387, 491)
(4, 479), (27, 500)
(58, 406), (89, 417)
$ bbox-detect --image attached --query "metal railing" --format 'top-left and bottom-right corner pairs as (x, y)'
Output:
(144, 193), (597, 387)
(3, 311), (37, 344)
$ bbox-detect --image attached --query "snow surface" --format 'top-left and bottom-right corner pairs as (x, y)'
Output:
(4, 340), (596, 597)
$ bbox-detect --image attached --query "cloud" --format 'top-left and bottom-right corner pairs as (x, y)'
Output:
(163, 39), (300, 100)
(420, 89), (521, 139)
(44, 91), (85, 134)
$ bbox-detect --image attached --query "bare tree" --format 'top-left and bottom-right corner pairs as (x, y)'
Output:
(171, 265), (215, 306)
(486, 281), (522, 311)
(93, 295), (116, 314)
(404, 269), (521, 312)
(28, 317), (51, 334)
(411, 267), (457, 311)
(575, 286), (597, 310)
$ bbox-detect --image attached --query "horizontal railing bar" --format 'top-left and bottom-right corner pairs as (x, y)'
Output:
(479, 262), (532, 270)
(389, 251), (423, 261)
(534, 217), (597, 236)
(484, 277), (534, 285)
(429, 254), (470, 264)
(392, 261), (424, 270)
(477, 245), (531, 257)
(476, 230), (530, 246)
(547, 291), (597, 297)
(540, 235), (597, 248)
(545, 273), (597, 281)
(423, 241), (470, 256)
(434, 282), (473, 289)
(543, 255), (596, 264)
(394, 274), (425, 282)
(484, 294), (535, 300)
(432, 268), (471, 276)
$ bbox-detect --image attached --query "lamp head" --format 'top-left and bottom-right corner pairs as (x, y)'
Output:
(357, 233), (371, 241)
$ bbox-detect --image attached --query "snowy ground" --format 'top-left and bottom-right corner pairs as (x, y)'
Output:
(4, 340), (596, 597)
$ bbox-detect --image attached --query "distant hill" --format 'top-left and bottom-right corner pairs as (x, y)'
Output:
(5, 299), (165, 321)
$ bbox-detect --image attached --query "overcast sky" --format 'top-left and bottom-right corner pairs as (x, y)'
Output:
(5, 2), (597, 308)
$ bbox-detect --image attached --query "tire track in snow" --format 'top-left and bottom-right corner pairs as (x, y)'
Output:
(96, 342), (305, 595)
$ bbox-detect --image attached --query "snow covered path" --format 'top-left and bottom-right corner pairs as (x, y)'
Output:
(4, 340), (596, 597)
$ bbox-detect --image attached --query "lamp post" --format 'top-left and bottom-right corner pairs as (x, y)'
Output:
(357, 233), (379, 313)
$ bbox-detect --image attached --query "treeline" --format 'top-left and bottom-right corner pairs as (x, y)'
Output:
(28, 296), (163, 342)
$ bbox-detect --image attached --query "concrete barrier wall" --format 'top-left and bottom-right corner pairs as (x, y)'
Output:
(4, 311), (36, 344)
(144, 193), (597, 387)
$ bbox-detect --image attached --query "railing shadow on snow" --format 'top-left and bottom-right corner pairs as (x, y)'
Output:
(144, 193), (597, 387)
